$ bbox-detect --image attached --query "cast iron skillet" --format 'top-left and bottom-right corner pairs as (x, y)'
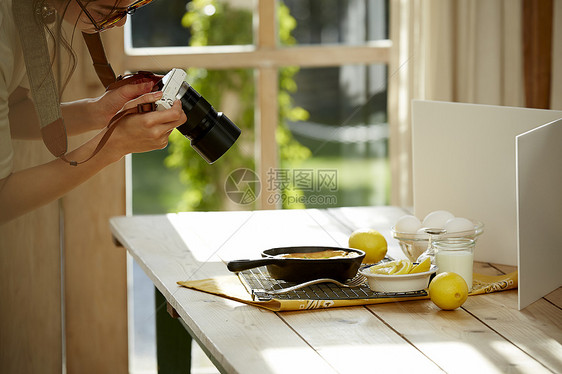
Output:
(226, 246), (365, 282)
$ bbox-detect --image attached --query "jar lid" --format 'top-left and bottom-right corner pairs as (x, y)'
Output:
(432, 237), (475, 250)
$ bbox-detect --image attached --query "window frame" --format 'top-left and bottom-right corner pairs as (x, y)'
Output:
(109, 0), (392, 208)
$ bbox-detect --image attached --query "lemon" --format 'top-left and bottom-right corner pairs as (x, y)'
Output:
(410, 257), (431, 273)
(369, 258), (428, 275)
(348, 229), (388, 264)
(394, 259), (413, 274)
(369, 261), (398, 274)
(429, 272), (469, 310)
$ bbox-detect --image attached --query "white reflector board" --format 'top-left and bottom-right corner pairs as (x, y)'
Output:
(516, 119), (562, 309)
(411, 101), (562, 309)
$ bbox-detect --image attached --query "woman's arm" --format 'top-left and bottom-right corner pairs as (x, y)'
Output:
(9, 81), (157, 139)
(0, 94), (186, 224)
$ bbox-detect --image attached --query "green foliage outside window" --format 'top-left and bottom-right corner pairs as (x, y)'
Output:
(165, 0), (311, 211)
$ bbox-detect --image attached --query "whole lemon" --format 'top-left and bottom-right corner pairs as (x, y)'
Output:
(429, 272), (469, 310)
(348, 229), (387, 264)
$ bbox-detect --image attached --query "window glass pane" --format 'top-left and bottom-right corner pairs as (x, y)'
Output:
(129, 0), (254, 48)
(129, 0), (191, 47)
(281, 64), (389, 208)
(281, 0), (388, 46)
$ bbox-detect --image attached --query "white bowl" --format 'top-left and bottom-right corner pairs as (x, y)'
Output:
(391, 220), (484, 262)
(359, 265), (438, 293)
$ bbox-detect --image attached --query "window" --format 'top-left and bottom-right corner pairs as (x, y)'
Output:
(123, 0), (390, 210)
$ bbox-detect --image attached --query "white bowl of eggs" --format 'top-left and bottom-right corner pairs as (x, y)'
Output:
(391, 210), (484, 262)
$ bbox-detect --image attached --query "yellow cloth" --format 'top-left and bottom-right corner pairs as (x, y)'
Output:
(177, 271), (518, 312)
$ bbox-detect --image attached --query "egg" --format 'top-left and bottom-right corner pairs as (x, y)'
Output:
(414, 228), (431, 255)
(422, 210), (455, 228)
(394, 215), (422, 233)
(444, 217), (474, 233)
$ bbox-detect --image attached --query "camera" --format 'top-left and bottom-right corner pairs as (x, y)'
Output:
(154, 68), (241, 164)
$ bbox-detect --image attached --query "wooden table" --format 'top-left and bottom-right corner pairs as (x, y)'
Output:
(110, 207), (562, 374)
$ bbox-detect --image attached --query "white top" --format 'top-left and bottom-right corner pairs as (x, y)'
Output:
(0, 0), (28, 178)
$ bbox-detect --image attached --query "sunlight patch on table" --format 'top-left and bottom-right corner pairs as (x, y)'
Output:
(423, 341), (499, 373)
(261, 347), (335, 374)
(317, 344), (439, 371)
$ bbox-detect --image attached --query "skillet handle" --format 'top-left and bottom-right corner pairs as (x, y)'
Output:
(226, 258), (280, 272)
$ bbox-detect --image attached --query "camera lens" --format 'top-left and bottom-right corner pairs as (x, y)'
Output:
(173, 82), (241, 164)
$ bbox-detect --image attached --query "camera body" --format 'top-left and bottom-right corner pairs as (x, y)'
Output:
(154, 68), (187, 110)
(153, 68), (241, 164)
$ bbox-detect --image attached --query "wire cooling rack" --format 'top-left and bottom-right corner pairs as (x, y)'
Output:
(238, 266), (427, 301)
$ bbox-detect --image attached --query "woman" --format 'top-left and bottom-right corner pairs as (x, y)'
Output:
(0, 0), (186, 223)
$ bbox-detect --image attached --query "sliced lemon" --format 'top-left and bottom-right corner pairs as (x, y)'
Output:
(369, 260), (399, 275)
(369, 260), (397, 270)
(394, 259), (413, 274)
(409, 257), (431, 274)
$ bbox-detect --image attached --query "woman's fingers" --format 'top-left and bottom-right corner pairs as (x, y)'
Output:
(96, 74), (163, 128)
(121, 100), (186, 140)
(115, 79), (159, 102)
(99, 81), (155, 117)
(126, 100), (185, 150)
(119, 91), (163, 112)
(139, 100), (187, 131)
(119, 80), (153, 98)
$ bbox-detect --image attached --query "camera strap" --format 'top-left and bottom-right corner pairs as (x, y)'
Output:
(81, 32), (159, 92)
(81, 32), (118, 88)
(73, 102), (157, 165)
(13, 0), (69, 161)
(13, 0), (158, 165)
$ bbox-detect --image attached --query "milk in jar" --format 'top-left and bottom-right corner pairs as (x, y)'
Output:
(433, 238), (475, 291)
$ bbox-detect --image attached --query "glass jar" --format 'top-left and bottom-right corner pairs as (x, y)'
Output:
(416, 228), (446, 265)
(432, 238), (475, 291)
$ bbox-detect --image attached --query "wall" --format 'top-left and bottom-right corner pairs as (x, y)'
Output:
(0, 141), (62, 373)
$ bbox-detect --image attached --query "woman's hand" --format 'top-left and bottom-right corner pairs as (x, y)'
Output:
(91, 79), (158, 129)
(61, 78), (160, 135)
(102, 92), (187, 162)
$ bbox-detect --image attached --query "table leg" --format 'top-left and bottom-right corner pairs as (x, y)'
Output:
(155, 288), (192, 373)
